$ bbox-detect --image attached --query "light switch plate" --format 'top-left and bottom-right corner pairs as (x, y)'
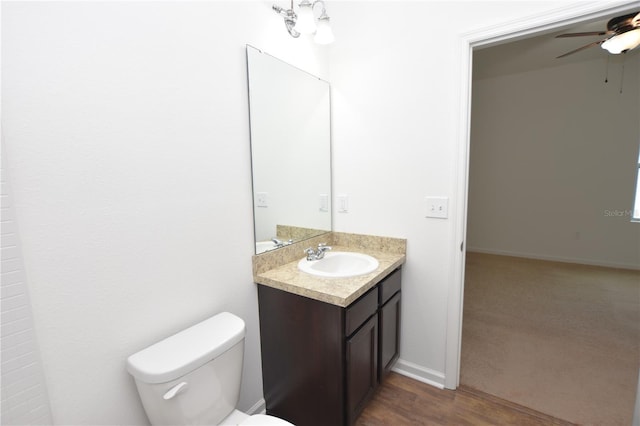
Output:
(319, 194), (329, 212)
(425, 196), (448, 219)
(337, 195), (349, 213)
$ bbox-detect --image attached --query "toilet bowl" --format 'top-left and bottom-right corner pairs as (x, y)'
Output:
(126, 312), (293, 425)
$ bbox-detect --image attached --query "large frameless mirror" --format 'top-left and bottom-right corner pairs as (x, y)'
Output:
(246, 45), (332, 254)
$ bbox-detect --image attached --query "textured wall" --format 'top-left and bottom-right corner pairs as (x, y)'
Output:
(1, 150), (53, 425)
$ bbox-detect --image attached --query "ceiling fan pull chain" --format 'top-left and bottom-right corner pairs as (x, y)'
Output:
(604, 56), (609, 83)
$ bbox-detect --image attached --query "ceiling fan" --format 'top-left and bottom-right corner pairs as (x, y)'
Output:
(556, 11), (640, 58)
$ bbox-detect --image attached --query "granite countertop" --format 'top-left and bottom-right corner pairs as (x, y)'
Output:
(254, 245), (405, 307)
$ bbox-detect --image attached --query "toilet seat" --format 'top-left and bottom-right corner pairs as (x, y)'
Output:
(239, 414), (294, 425)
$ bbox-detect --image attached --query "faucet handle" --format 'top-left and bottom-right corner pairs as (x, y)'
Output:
(304, 247), (316, 261)
(316, 244), (332, 259)
(317, 243), (332, 252)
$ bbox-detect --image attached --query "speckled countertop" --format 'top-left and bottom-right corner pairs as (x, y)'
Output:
(253, 233), (406, 307)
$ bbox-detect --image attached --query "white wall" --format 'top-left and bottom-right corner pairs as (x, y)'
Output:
(2, 2), (328, 424)
(1, 148), (53, 425)
(328, 1), (573, 386)
(468, 54), (640, 269)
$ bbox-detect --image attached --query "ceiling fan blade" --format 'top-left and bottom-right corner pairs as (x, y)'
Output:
(556, 31), (609, 38)
(556, 40), (603, 58)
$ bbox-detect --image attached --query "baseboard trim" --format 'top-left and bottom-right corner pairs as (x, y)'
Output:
(246, 398), (266, 415)
(250, 361), (445, 414)
(467, 247), (640, 271)
(392, 359), (445, 389)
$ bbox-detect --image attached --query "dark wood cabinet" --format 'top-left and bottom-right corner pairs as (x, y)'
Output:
(257, 268), (402, 426)
(346, 314), (378, 425)
(379, 292), (401, 380)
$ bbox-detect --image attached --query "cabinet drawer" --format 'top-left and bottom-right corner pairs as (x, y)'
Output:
(379, 268), (401, 305)
(345, 288), (378, 337)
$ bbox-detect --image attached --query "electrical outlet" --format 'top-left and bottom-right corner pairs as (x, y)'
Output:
(256, 192), (268, 208)
(425, 196), (448, 219)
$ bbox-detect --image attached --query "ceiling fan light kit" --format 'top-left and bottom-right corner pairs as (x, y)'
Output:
(556, 11), (640, 58)
(601, 28), (640, 54)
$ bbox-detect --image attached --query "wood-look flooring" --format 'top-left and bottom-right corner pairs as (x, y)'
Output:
(355, 372), (574, 426)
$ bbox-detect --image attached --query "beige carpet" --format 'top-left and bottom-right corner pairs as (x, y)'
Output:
(461, 252), (640, 426)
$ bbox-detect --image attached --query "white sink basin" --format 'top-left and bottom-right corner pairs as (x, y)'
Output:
(297, 252), (379, 278)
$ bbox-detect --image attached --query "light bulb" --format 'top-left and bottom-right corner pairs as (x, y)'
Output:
(294, 0), (316, 34)
(601, 29), (640, 54)
(314, 15), (334, 45)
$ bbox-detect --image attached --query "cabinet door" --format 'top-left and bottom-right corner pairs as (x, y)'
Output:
(346, 314), (378, 425)
(379, 291), (401, 381)
(258, 285), (345, 426)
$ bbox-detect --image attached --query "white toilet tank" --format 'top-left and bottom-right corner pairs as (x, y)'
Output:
(126, 312), (246, 425)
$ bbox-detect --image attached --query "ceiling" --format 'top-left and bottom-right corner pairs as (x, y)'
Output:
(474, 11), (640, 80)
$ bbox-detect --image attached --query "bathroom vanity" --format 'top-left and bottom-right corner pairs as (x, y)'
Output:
(253, 233), (405, 426)
(246, 47), (406, 425)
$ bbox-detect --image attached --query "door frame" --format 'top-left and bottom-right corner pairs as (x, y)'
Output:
(445, 0), (639, 390)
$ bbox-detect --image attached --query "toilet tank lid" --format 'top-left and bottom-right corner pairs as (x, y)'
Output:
(126, 312), (246, 384)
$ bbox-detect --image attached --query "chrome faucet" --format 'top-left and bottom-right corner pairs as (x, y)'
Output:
(271, 238), (293, 248)
(304, 243), (332, 261)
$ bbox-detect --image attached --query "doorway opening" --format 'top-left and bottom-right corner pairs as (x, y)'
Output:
(446, 2), (640, 423)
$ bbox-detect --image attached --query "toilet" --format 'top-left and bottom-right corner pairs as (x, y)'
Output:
(126, 312), (293, 425)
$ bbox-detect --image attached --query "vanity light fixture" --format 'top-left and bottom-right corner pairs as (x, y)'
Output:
(272, 0), (335, 45)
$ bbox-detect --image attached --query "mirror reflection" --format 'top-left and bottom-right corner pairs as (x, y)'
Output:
(246, 46), (332, 254)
